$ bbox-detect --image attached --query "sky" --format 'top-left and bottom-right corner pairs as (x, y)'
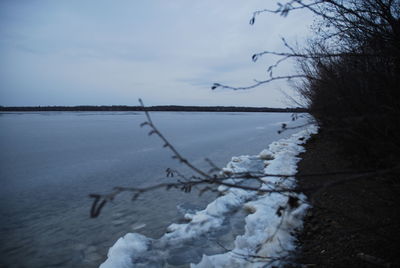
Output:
(0, 0), (314, 107)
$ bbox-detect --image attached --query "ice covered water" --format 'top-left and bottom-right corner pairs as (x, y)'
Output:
(0, 111), (307, 268)
(101, 125), (318, 268)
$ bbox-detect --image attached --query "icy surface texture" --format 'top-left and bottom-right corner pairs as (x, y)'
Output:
(100, 125), (318, 268)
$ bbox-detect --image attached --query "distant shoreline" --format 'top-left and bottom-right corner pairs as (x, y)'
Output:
(0, 105), (308, 113)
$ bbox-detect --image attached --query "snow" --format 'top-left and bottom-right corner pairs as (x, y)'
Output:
(100, 125), (318, 268)
(100, 233), (151, 268)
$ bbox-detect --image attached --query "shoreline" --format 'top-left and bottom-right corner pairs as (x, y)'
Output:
(0, 105), (307, 113)
(294, 131), (399, 267)
(99, 126), (318, 268)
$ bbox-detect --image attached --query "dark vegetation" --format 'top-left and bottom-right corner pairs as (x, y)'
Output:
(0, 105), (306, 113)
(295, 0), (400, 168)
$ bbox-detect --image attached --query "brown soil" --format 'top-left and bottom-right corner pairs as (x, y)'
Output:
(293, 131), (400, 267)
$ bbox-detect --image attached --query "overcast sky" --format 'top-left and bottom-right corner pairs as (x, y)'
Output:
(0, 0), (314, 107)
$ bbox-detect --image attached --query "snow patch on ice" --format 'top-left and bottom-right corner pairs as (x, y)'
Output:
(100, 233), (151, 268)
(100, 124), (318, 268)
(192, 125), (318, 268)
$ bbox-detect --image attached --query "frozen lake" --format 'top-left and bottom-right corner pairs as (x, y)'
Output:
(0, 111), (306, 268)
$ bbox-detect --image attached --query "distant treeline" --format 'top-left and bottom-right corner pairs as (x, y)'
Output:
(0, 105), (308, 113)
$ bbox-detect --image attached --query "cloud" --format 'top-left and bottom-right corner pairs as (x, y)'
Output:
(0, 0), (314, 107)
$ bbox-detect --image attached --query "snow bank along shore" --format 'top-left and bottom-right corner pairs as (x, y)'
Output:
(100, 125), (318, 268)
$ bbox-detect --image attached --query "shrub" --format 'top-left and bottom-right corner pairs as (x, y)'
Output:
(295, 0), (400, 167)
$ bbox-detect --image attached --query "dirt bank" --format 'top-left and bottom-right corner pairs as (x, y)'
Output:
(293, 131), (400, 267)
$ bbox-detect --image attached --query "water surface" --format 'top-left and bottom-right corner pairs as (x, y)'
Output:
(0, 111), (306, 267)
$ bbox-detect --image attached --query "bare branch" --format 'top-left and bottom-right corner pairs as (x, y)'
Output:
(212, 75), (308, 91)
(139, 98), (212, 179)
